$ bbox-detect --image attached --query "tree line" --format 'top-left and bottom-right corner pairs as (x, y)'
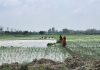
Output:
(0, 26), (100, 35)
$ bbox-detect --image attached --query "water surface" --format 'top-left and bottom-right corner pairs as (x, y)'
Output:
(0, 40), (56, 47)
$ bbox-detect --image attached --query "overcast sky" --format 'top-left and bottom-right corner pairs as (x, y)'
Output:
(0, 0), (100, 31)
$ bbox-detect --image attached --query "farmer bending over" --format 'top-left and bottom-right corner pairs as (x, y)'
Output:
(62, 36), (67, 47)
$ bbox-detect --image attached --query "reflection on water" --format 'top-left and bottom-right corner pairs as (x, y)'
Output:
(0, 40), (56, 47)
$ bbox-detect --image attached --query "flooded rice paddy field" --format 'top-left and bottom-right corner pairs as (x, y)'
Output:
(0, 39), (100, 65)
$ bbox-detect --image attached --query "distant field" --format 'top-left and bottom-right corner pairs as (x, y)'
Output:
(0, 34), (100, 41)
(0, 35), (41, 40)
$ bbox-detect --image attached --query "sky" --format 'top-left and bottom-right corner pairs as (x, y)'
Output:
(0, 0), (100, 31)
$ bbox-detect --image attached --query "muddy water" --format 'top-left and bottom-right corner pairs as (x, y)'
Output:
(0, 40), (56, 47)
